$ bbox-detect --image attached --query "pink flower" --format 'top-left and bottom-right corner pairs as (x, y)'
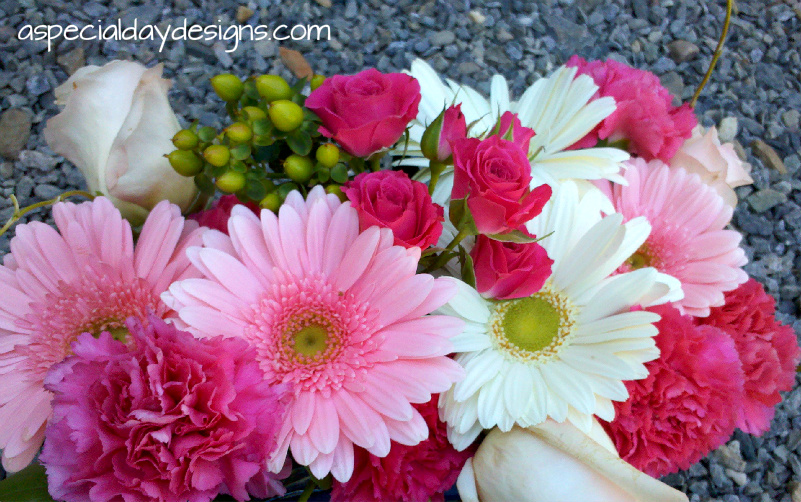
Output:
(189, 195), (260, 234)
(602, 305), (744, 478)
(699, 279), (801, 435)
(451, 135), (552, 235)
(330, 396), (474, 502)
(163, 186), (465, 482)
(470, 235), (553, 300)
(306, 69), (421, 158)
(669, 125), (753, 208)
(495, 111), (536, 152)
(566, 56), (697, 162)
(40, 316), (289, 502)
(436, 105), (468, 162)
(343, 170), (444, 250)
(0, 197), (203, 472)
(602, 158), (747, 317)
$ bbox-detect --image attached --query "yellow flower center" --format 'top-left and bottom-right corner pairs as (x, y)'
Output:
(292, 324), (330, 357)
(490, 282), (577, 363)
(626, 243), (653, 270)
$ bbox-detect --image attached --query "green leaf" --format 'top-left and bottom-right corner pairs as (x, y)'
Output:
(286, 130), (312, 156)
(251, 119), (273, 137)
(448, 198), (478, 235)
(197, 126), (217, 143)
(230, 144), (252, 161)
(0, 463), (56, 502)
(487, 230), (553, 244)
(460, 246), (477, 289)
(330, 164), (348, 184)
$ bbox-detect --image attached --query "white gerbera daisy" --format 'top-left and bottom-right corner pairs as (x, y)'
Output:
(437, 182), (682, 451)
(398, 59), (629, 188)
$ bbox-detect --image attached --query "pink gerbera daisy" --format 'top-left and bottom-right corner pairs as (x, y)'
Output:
(163, 186), (464, 482)
(601, 158), (748, 317)
(0, 197), (203, 471)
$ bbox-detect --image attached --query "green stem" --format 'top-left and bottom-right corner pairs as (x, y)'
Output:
(428, 161), (446, 196)
(0, 190), (96, 238)
(421, 227), (470, 273)
(369, 155), (382, 172)
(297, 481), (315, 502)
(690, 0), (732, 108)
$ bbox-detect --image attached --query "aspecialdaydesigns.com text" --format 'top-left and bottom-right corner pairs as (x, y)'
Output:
(17, 19), (332, 53)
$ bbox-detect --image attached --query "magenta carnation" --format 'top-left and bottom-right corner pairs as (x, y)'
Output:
(189, 195), (260, 234)
(602, 305), (744, 478)
(566, 56), (697, 162)
(40, 316), (289, 502)
(700, 279), (801, 435)
(330, 396), (474, 502)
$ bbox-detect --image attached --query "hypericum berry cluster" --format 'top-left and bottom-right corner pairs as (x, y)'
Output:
(167, 73), (348, 210)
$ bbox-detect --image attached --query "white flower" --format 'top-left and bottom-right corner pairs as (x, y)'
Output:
(400, 58), (630, 192)
(437, 182), (682, 450)
(45, 61), (197, 224)
(456, 420), (688, 502)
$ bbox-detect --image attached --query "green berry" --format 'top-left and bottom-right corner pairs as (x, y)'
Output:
(167, 150), (203, 176)
(215, 171), (246, 193)
(310, 74), (326, 91)
(284, 154), (314, 184)
(255, 75), (293, 102)
(268, 100), (304, 132)
(242, 106), (267, 121)
(172, 129), (199, 150)
(276, 183), (299, 199)
(203, 145), (230, 167)
(259, 192), (282, 212)
(325, 184), (347, 202)
(315, 144), (339, 168)
(210, 74), (244, 102)
(225, 122), (253, 143)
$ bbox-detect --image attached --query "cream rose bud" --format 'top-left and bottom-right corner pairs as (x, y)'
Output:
(669, 125), (753, 208)
(456, 420), (689, 502)
(45, 60), (198, 224)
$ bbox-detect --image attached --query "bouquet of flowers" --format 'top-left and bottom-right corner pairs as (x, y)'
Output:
(0, 46), (797, 502)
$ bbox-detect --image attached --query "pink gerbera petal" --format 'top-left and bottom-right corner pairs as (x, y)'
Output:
(164, 186), (465, 482)
(0, 197), (204, 471)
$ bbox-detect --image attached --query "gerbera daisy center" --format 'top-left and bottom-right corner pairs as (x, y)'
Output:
(291, 324), (330, 358)
(489, 283), (577, 362)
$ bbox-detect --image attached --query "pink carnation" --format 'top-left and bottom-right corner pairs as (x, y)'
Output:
(330, 396), (474, 502)
(40, 316), (289, 502)
(602, 305), (744, 478)
(189, 195), (260, 234)
(566, 56), (697, 162)
(700, 279), (801, 435)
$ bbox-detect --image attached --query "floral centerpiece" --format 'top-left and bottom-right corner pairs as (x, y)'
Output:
(0, 22), (797, 502)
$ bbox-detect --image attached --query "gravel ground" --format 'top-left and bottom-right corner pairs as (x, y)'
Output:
(0, 0), (800, 500)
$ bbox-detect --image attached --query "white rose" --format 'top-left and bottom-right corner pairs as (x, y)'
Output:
(456, 420), (689, 502)
(45, 60), (197, 224)
(670, 125), (753, 208)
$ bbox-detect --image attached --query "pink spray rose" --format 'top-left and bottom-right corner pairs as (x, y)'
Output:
(305, 68), (421, 157)
(669, 125), (753, 207)
(424, 104), (468, 162)
(566, 56), (697, 162)
(451, 135), (552, 235)
(343, 170), (444, 249)
(470, 235), (553, 300)
(40, 316), (289, 502)
(699, 279), (801, 435)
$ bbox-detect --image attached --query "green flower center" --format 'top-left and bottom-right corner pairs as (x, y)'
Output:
(626, 243), (653, 270)
(490, 282), (577, 363)
(292, 324), (330, 357)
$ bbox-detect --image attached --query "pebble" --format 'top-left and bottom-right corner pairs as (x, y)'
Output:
(783, 109), (800, 130)
(718, 117), (739, 142)
(235, 6), (253, 24)
(56, 48), (85, 76)
(33, 184), (61, 200)
(751, 139), (787, 174)
(667, 40), (700, 63)
(0, 109), (31, 160)
(17, 150), (56, 172)
(25, 74), (50, 97)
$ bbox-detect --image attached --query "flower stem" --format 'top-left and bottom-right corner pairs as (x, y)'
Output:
(0, 190), (96, 238)
(690, 0), (733, 108)
(297, 481), (315, 502)
(421, 227), (470, 273)
(428, 161), (446, 196)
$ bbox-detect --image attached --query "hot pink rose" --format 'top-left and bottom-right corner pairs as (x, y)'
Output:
(343, 170), (444, 249)
(305, 69), (421, 158)
(496, 111), (536, 152)
(189, 195), (260, 234)
(470, 235), (553, 300)
(40, 316), (289, 502)
(451, 135), (552, 235)
(566, 56), (697, 162)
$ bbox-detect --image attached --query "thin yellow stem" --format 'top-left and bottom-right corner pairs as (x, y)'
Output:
(0, 190), (96, 238)
(690, 0), (733, 108)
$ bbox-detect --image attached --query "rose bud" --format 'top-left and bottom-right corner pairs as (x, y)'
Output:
(470, 235), (553, 300)
(421, 104), (467, 163)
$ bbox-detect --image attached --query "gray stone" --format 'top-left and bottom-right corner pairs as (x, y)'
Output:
(782, 109), (800, 130)
(25, 74), (51, 97)
(17, 150), (57, 172)
(33, 184), (61, 200)
(751, 139), (787, 174)
(718, 117), (739, 142)
(748, 189), (787, 213)
(56, 48), (85, 76)
(667, 40), (700, 63)
(428, 30), (455, 47)
(0, 109), (31, 160)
